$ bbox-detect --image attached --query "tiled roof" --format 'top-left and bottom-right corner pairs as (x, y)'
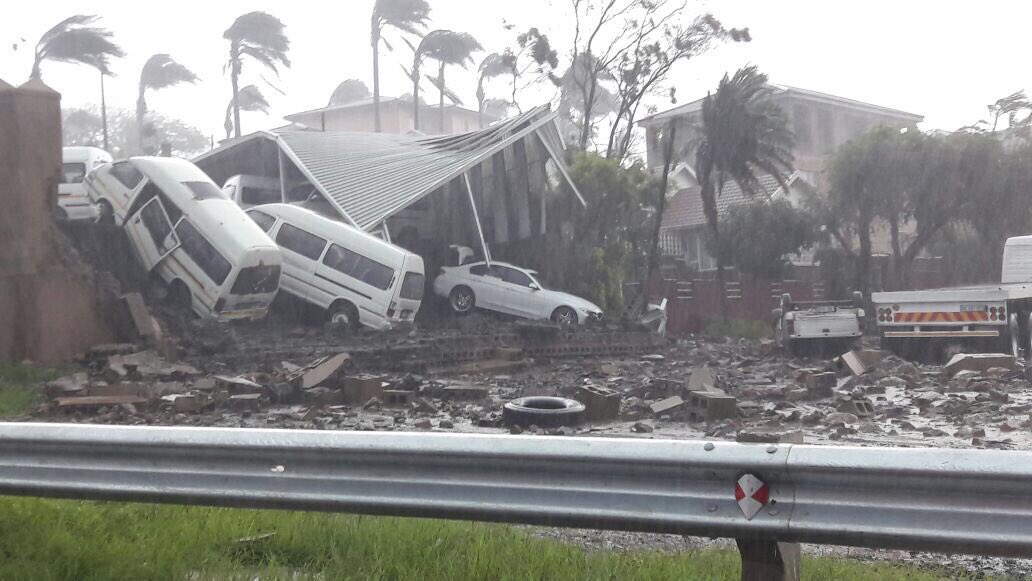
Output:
(659, 174), (789, 231)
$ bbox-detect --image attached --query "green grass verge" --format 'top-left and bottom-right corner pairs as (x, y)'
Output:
(0, 363), (64, 418)
(703, 318), (773, 340)
(0, 497), (957, 580)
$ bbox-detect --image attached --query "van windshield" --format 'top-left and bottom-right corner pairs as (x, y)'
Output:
(399, 272), (425, 300)
(184, 181), (226, 201)
(231, 264), (281, 295)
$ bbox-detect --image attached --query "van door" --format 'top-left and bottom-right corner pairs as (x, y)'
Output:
(125, 197), (180, 270)
(274, 222), (328, 306)
(317, 243), (394, 324)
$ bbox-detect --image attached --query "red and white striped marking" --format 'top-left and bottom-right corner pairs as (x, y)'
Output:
(735, 474), (769, 520)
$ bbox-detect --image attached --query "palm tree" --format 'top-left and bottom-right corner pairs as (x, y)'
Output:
(224, 85), (270, 139)
(371, 0), (431, 133)
(410, 30), (481, 132)
(137, 54), (197, 154)
(29, 15), (123, 80)
(689, 66), (794, 309)
(225, 12), (290, 138)
(476, 53), (512, 128)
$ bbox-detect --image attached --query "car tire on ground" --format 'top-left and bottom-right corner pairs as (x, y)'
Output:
(551, 306), (578, 326)
(502, 396), (586, 428)
(166, 279), (192, 312)
(95, 199), (114, 225)
(449, 286), (475, 314)
(328, 300), (360, 330)
(53, 205), (68, 222)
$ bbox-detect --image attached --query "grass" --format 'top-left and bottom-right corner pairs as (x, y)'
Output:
(0, 363), (64, 418)
(703, 318), (773, 340)
(0, 497), (958, 580)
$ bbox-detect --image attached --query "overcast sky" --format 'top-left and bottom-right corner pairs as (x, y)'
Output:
(2, 0), (1027, 143)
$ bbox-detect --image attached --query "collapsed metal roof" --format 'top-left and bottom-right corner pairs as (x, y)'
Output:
(195, 105), (584, 231)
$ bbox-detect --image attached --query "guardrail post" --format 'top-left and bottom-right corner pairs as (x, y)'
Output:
(735, 431), (802, 581)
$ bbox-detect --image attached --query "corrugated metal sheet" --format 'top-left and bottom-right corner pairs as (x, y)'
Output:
(276, 105), (583, 231)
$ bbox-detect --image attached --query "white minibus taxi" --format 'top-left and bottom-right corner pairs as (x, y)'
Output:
(245, 203), (425, 329)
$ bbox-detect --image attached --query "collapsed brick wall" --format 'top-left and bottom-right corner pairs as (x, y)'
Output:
(0, 78), (113, 363)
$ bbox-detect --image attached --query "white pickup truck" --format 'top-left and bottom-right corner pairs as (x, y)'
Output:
(872, 235), (1032, 360)
(772, 292), (865, 356)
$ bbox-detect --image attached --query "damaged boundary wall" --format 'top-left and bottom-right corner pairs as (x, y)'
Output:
(0, 78), (113, 363)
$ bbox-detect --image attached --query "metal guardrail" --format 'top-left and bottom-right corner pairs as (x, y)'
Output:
(0, 423), (1029, 560)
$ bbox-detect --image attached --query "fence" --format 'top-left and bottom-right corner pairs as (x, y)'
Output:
(657, 279), (820, 336)
(0, 423), (1029, 580)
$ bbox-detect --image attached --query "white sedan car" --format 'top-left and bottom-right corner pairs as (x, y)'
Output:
(433, 261), (604, 325)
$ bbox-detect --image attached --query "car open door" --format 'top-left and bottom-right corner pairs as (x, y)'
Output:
(125, 197), (180, 271)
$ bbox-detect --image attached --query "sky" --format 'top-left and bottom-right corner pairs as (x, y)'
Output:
(2, 0), (1029, 144)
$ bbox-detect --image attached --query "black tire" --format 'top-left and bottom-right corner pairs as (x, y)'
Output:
(328, 301), (360, 329)
(167, 280), (192, 312)
(551, 306), (578, 326)
(53, 205), (68, 222)
(95, 199), (114, 225)
(503, 397), (586, 428)
(1006, 313), (1021, 359)
(449, 286), (475, 314)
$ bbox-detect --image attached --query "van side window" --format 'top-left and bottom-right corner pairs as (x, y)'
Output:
(128, 181), (182, 224)
(139, 200), (177, 254)
(323, 244), (395, 290)
(175, 219), (232, 285)
(247, 210), (277, 232)
(276, 223), (326, 260)
(109, 162), (143, 189)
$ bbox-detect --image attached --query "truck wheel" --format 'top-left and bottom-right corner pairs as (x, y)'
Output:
(1008, 313), (1021, 359)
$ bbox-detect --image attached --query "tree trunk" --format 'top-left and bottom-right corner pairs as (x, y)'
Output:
(888, 214), (903, 290)
(641, 122), (676, 316)
(578, 76), (598, 150)
(136, 88), (146, 155)
(412, 60), (421, 132)
(857, 213), (873, 301)
(372, 27), (381, 133)
(231, 57), (242, 139)
(439, 63), (446, 134)
(100, 72), (109, 152)
(478, 99), (484, 129)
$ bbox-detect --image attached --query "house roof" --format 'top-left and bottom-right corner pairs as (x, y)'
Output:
(659, 173), (798, 231)
(195, 105), (585, 232)
(640, 84), (923, 127)
(284, 96), (486, 125)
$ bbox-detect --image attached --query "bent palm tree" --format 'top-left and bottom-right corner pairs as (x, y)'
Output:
(371, 0), (430, 132)
(225, 12), (290, 138)
(476, 53), (512, 128)
(137, 54), (198, 154)
(30, 14), (123, 80)
(690, 66), (794, 313)
(410, 30), (481, 132)
(224, 85), (270, 139)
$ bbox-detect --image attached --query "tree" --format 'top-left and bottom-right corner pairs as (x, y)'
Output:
(689, 66), (794, 308)
(328, 79), (371, 106)
(408, 30), (481, 132)
(225, 12), (290, 139)
(29, 15), (123, 80)
(224, 85), (270, 139)
(707, 199), (815, 280)
(137, 54), (198, 154)
(497, 28), (560, 113)
(476, 53), (511, 128)
(63, 106), (208, 158)
(371, 0), (430, 133)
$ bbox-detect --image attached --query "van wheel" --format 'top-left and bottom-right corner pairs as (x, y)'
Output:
(95, 200), (114, 225)
(53, 205), (68, 222)
(551, 306), (578, 326)
(329, 301), (360, 329)
(449, 286), (475, 314)
(167, 280), (192, 312)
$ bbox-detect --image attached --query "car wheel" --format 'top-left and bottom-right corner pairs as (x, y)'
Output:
(502, 397), (586, 428)
(449, 286), (475, 314)
(166, 280), (192, 312)
(53, 205), (68, 222)
(95, 199), (114, 225)
(551, 306), (578, 326)
(329, 301), (360, 329)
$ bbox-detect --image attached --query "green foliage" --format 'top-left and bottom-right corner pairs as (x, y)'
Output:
(0, 498), (955, 580)
(30, 15), (124, 79)
(707, 199), (816, 280)
(63, 106), (208, 158)
(703, 318), (772, 340)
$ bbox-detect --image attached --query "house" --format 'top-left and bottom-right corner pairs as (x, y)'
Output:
(283, 96), (496, 135)
(643, 84), (923, 271)
(640, 84), (923, 186)
(659, 173), (814, 271)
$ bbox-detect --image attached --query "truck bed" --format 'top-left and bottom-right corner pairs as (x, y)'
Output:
(872, 282), (1032, 304)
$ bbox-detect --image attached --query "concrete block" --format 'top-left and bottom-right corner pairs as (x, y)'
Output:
(688, 390), (737, 423)
(342, 375), (386, 403)
(576, 384), (622, 421)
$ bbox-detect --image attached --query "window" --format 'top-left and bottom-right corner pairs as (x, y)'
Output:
(61, 163), (86, 184)
(276, 223), (326, 260)
(109, 162), (143, 189)
(247, 210), (277, 232)
(817, 108), (835, 153)
(184, 181), (225, 200)
(470, 264), (499, 277)
(139, 200), (177, 255)
(792, 104), (812, 148)
(241, 186), (281, 206)
(399, 272), (425, 300)
(176, 219), (232, 285)
(499, 266), (533, 287)
(323, 244), (395, 290)
(230, 264), (281, 295)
